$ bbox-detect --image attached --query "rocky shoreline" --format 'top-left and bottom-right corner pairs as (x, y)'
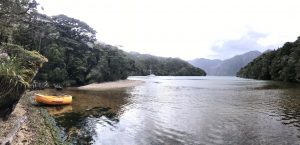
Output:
(0, 91), (67, 145)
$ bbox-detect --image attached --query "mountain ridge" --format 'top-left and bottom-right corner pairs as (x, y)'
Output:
(189, 51), (262, 76)
(128, 51), (206, 76)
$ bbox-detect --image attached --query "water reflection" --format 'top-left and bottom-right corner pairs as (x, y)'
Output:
(277, 88), (300, 128)
(47, 105), (73, 116)
(55, 107), (119, 144)
(42, 77), (300, 145)
(39, 89), (130, 144)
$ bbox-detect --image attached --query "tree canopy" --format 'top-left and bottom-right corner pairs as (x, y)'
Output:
(2, 0), (206, 88)
(237, 37), (300, 83)
(0, 0), (206, 119)
(11, 11), (206, 86)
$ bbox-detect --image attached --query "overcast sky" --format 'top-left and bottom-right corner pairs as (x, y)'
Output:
(37, 0), (300, 60)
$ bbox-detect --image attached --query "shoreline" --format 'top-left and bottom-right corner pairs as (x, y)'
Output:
(76, 79), (144, 91)
(0, 92), (68, 145)
(0, 79), (143, 144)
(0, 80), (144, 145)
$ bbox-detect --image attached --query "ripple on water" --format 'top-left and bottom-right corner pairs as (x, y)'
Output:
(48, 76), (300, 145)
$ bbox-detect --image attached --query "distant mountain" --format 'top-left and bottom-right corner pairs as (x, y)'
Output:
(188, 58), (222, 75)
(237, 37), (300, 83)
(128, 52), (206, 76)
(189, 51), (262, 76)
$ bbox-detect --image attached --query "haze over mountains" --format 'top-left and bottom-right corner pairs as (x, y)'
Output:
(189, 51), (262, 76)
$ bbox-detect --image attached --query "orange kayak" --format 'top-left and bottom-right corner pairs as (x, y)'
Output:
(35, 94), (72, 105)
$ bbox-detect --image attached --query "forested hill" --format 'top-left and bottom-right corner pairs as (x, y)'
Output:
(2, 3), (205, 87)
(128, 52), (206, 76)
(237, 37), (300, 83)
(189, 51), (261, 76)
(10, 13), (136, 86)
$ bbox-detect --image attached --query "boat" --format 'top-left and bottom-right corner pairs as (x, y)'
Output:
(148, 74), (155, 77)
(34, 94), (72, 105)
(148, 65), (156, 77)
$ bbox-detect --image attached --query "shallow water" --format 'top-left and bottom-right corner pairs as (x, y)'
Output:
(44, 76), (300, 145)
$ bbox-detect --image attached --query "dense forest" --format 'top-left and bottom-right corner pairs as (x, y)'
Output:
(128, 52), (206, 76)
(0, 0), (134, 87)
(11, 13), (136, 86)
(0, 0), (206, 88)
(0, 0), (49, 118)
(237, 37), (300, 83)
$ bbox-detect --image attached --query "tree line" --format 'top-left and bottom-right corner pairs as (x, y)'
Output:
(11, 13), (136, 86)
(1, 0), (206, 88)
(128, 52), (206, 76)
(237, 37), (300, 83)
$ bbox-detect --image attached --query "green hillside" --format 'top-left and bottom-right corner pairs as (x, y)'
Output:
(237, 37), (300, 83)
(128, 52), (206, 76)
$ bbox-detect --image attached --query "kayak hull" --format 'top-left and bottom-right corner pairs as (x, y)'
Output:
(35, 94), (72, 105)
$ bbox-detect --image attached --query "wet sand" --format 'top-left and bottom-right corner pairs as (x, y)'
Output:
(77, 80), (144, 90)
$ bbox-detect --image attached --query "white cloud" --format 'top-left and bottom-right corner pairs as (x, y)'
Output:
(37, 0), (300, 60)
(210, 30), (276, 59)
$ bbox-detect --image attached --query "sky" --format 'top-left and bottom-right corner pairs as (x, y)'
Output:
(37, 0), (300, 60)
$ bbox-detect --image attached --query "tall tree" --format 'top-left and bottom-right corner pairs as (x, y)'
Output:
(0, 0), (38, 44)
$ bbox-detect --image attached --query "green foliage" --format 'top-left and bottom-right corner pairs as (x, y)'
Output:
(0, 0), (49, 118)
(0, 44), (47, 117)
(237, 37), (300, 83)
(0, 0), (38, 43)
(0, 44), (47, 86)
(8, 5), (205, 88)
(0, 56), (29, 91)
(12, 13), (136, 86)
(52, 14), (97, 43)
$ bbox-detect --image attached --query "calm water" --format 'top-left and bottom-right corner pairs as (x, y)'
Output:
(43, 76), (300, 145)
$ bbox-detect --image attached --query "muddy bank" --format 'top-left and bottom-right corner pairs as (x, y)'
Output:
(0, 92), (67, 145)
(77, 80), (144, 91)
